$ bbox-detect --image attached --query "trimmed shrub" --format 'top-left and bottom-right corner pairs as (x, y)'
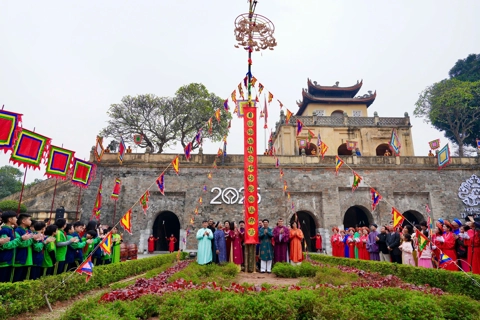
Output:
(0, 253), (176, 320)
(61, 286), (480, 320)
(0, 200), (27, 213)
(272, 262), (318, 278)
(309, 254), (480, 300)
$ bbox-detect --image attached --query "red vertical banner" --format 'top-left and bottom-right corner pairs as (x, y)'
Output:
(243, 106), (259, 244)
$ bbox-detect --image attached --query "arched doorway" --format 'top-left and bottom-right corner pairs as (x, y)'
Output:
(376, 143), (391, 156)
(152, 211), (181, 252)
(299, 142), (318, 156)
(343, 206), (373, 228)
(331, 110), (344, 117)
(337, 143), (351, 156)
(290, 211), (317, 252)
(402, 210), (425, 227)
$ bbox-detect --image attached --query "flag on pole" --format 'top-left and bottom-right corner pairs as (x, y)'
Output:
(231, 90), (237, 104)
(415, 229), (429, 254)
(263, 95), (268, 129)
(277, 100), (283, 109)
(156, 173), (165, 195)
(425, 204), (431, 213)
(76, 256), (94, 283)
(285, 109), (293, 123)
(268, 92), (273, 103)
(140, 190), (149, 215)
(258, 83), (264, 95)
(100, 232), (112, 255)
(172, 156), (179, 174)
(296, 119), (303, 136)
(94, 136), (104, 162)
(391, 207), (405, 228)
(223, 99), (229, 111)
(275, 158), (280, 168)
(319, 142), (328, 159)
(352, 171), (362, 192)
(238, 83), (245, 99)
(251, 76), (257, 87)
(371, 188), (382, 211)
(120, 209), (132, 234)
(307, 130), (314, 144)
(316, 133), (322, 147)
(184, 142), (192, 161)
(195, 129), (202, 145)
(215, 109), (221, 123)
(335, 156), (344, 175)
(118, 137), (126, 164)
(92, 181), (102, 219)
(110, 178), (121, 200)
(207, 118), (213, 134)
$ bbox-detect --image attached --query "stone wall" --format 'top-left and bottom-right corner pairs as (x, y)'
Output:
(6, 153), (480, 254)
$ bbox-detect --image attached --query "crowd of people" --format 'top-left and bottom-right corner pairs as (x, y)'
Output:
(330, 218), (480, 274)
(0, 211), (123, 283)
(196, 218), (320, 273)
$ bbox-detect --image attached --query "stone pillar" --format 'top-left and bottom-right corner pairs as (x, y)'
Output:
(179, 229), (186, 251)
(343, 112), (348, 126)
(318, 228), (330, 255)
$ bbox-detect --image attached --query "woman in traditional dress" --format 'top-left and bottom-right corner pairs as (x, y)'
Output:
(338, 230), (345, 258)
(437, 220), (458, 271)
(357, 227), (370, 260)
(230, 223), (244, 269)
(224, 221), (232, 261)
(347, 228), (356, 258)
(330, 227), (339, 257)
(431, 224), (444, 268)
(289, 221), (304, 265)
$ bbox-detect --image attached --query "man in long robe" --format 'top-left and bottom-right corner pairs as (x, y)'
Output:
(214, 222), (227, 264)
(273, 218), (289, 263)
(367, 224), (380, 261)
(197, 220), (214, 265)
(259, 219), (273, 273)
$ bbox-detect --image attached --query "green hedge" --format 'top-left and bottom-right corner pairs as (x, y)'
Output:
(0, 253), (176, 320)
(309, 254), (480, 300)
(0, 200), (27, 213)
(61, 286), (480, 320)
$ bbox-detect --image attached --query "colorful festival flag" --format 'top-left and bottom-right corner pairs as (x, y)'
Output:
(10, 129), (51, 170)
(228, 120), (231, 129)
(231, 90), (237, 104)
(275, 157), (280, 168)
(199, 197), (203, 205)
(207, 118), (213, 134)
(428, 139), (440, 150)
(71, 158), (95, 188)
(437, 144), (451, 169)
(133, 134), (143, 145)
(243, 76), (248, 88)
(307, 130), (314, 144)
(335, 156), (344, 175)
(287, 192), (291, 200)
(238, 83), (245, 99)
(195, 129), (202, 145)
(258, 83), (264, 95)
(92, 181), (102, 219)
(194, 207), (199, 215)
(285, 109), (293, 124)
(263, 96), (268, 129)
(280, 169), (284, 179)
(371, 188), (382, 211)
(203, 184), (207, 192)
(140, 190), (149, 215)
(208, 172), (212, 179)
(283, 181), (288, 193)
(172, 156), (179, 174)
(277, 100), (283, 109)
(94, 136), (104, 162)
(118, 137), (126, 164)
(120, 209), (132, 234)
(184, 142), (192, 161)
(111, 178), (121, 200)
(415, 229), (429, 254)
(76, 256), (94, 283)
(255, 95), (260, 103)
(346, 141), (357, 151)
(215, 109), (221, 123)
(268, 92), (273, 103)
(389, 129), (401, 155)
(190, 217), (194, 224)
(251, 76), (257, 87)
(391, 207), (405, 228)
(317, 133), (322, 147)
(439, 253), (453, 266)
(0, 109), (22, 154)
(319, 142), (328, 159)
(156, 173), (165, 195)
(45, 145), (75, 180)
(296, 119), (303, 136)
(100, 232), (112, 255)
(223, 99), (229, 111)
(352, 171), (362, 192)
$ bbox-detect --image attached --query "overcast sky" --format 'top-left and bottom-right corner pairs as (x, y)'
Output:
(1, 0), (479, 183)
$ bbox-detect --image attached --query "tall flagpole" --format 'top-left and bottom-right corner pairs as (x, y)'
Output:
(234, 0), (276, 273)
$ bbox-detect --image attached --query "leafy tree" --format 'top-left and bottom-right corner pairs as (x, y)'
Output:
(100, 83), (231, 153)
(449, 54), (480, 82)
(0, 165), (23, 199)
(414, 79), (480, 157)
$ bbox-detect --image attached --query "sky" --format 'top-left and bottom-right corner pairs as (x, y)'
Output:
(1, 0), (479, 183)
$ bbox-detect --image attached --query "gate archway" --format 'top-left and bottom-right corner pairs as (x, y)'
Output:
(290, 211), (317, 252)
(343, 205), (373, 229)
(152, 211), (180, 252)
(402, 210), (425, 227)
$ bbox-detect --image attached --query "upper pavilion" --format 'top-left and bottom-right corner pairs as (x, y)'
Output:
(272, 78), (415, 157)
